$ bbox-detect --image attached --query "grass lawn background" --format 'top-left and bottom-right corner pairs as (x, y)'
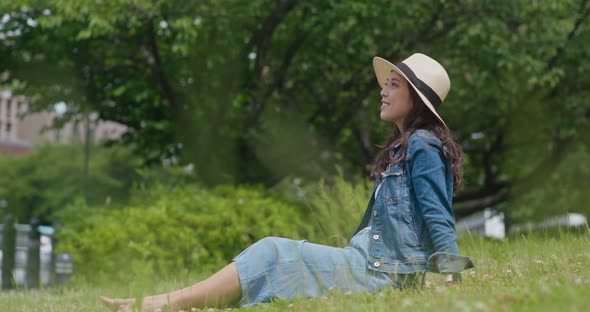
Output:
(1, 230), (589, 311)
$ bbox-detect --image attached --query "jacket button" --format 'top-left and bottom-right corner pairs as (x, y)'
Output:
(373, 210), (378, 216)
(373, 261), (380, 267)
(372, 234), (380, 240)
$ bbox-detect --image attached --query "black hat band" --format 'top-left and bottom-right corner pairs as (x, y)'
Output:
(396, 62), (442, 109)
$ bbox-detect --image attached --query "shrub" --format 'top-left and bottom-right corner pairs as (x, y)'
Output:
(55, 183), (314, 281)
(272, 170), (374, 247)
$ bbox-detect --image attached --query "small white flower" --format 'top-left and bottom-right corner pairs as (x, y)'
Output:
(435, 286), (447, 294)
(505, 269), (512, 273)
(402, 298), (413, 306)
(534, 259), (544, 264)
(474, 301), (487, 311)
(455, 300), (468, 311)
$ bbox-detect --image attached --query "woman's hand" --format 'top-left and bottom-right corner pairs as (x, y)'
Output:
(444, 273), (462, 287)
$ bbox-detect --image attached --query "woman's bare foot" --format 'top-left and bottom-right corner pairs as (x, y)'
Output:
(99, 262), (241, 311)
(100, 294), (169, 312)
(100, 296), (135, 311)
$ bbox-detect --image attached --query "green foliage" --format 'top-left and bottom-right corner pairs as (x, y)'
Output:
(0, 144), (140, 222)
(507, 145), (590, 223)
(0, 1), (589, 223)
(295, 169), (374, 247)
(0, 144), (198, 222)
(55, 183), (314, 281)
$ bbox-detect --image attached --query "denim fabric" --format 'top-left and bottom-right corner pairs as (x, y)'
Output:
(233, 227), (421, 307)
(231, 128), (473, 306)
(353, 129), (473, 274)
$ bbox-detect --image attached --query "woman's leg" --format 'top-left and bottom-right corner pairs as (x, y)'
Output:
(100, 262), (242, 312)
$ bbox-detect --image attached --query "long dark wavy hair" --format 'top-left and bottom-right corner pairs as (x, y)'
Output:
(370, 86), (464, 194)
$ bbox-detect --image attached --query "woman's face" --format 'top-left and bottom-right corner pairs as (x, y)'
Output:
(379, 70), (413, 130)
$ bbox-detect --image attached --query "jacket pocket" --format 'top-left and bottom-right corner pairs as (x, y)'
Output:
(399, 206), (422, 249)
(381, 163), (407, 203)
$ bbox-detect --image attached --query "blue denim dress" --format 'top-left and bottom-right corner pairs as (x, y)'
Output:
(233, 129), (474, 306)
(232, 185), (419, 307)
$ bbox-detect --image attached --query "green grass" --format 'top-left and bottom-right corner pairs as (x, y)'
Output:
(2, 231), (590, 312)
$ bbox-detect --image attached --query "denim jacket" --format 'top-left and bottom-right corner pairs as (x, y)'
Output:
(353, 129), (473, 274)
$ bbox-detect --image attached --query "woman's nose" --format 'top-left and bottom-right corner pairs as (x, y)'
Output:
(380, 88), (387, 98)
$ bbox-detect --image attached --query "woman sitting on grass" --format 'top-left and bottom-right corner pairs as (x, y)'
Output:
(101, 53), (473, 312)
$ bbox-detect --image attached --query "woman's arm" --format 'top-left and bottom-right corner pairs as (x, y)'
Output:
(408, 135), (459, 254)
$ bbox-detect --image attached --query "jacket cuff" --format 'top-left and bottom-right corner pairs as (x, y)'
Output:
(426, 252), (474, 273)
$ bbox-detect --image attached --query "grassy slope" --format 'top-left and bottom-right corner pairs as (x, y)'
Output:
(1, 231), (589, 312)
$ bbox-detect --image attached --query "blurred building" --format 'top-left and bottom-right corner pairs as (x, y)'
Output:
(456, 208), (588, 239)
(0, 90), (127, 155)
(456, 208), (506, 239)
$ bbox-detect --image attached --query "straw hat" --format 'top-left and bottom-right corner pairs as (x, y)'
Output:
(373, 53), (450, 127)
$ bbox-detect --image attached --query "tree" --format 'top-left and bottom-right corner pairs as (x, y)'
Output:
(1, 0), (589, 222)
